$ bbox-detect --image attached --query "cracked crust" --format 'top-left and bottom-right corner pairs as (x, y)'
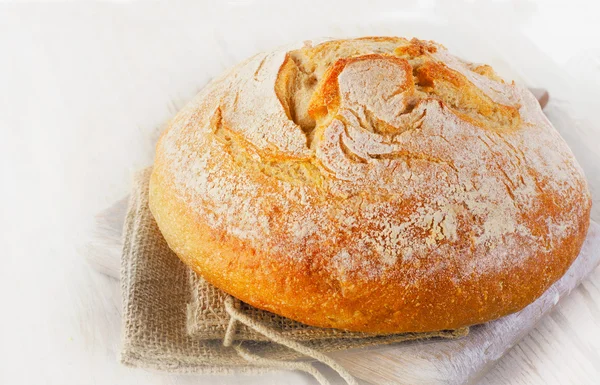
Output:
(149, 37), (591, 333)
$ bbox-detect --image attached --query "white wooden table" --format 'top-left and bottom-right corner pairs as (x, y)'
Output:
(1, 2), (599, 384)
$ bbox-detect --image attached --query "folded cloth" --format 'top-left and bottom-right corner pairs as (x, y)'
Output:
(120, 168), (467, 383)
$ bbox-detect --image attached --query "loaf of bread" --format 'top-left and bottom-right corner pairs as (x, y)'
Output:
(149, 37), (591, 333)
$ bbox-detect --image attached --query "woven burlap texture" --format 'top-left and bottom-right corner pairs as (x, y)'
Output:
(120, 168), (468, 374)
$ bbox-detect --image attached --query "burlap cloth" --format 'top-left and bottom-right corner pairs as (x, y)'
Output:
(121, 168), (468, 383)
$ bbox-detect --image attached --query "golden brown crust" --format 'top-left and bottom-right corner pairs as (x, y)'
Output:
(149, 37), (592, 333)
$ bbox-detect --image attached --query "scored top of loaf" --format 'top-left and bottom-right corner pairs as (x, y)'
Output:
(156, 37), (589, 282)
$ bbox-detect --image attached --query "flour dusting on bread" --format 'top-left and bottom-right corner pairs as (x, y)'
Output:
(158, 37), (590, 283)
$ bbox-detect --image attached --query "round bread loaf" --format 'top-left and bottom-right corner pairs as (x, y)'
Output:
(149, 37), (591, 333)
